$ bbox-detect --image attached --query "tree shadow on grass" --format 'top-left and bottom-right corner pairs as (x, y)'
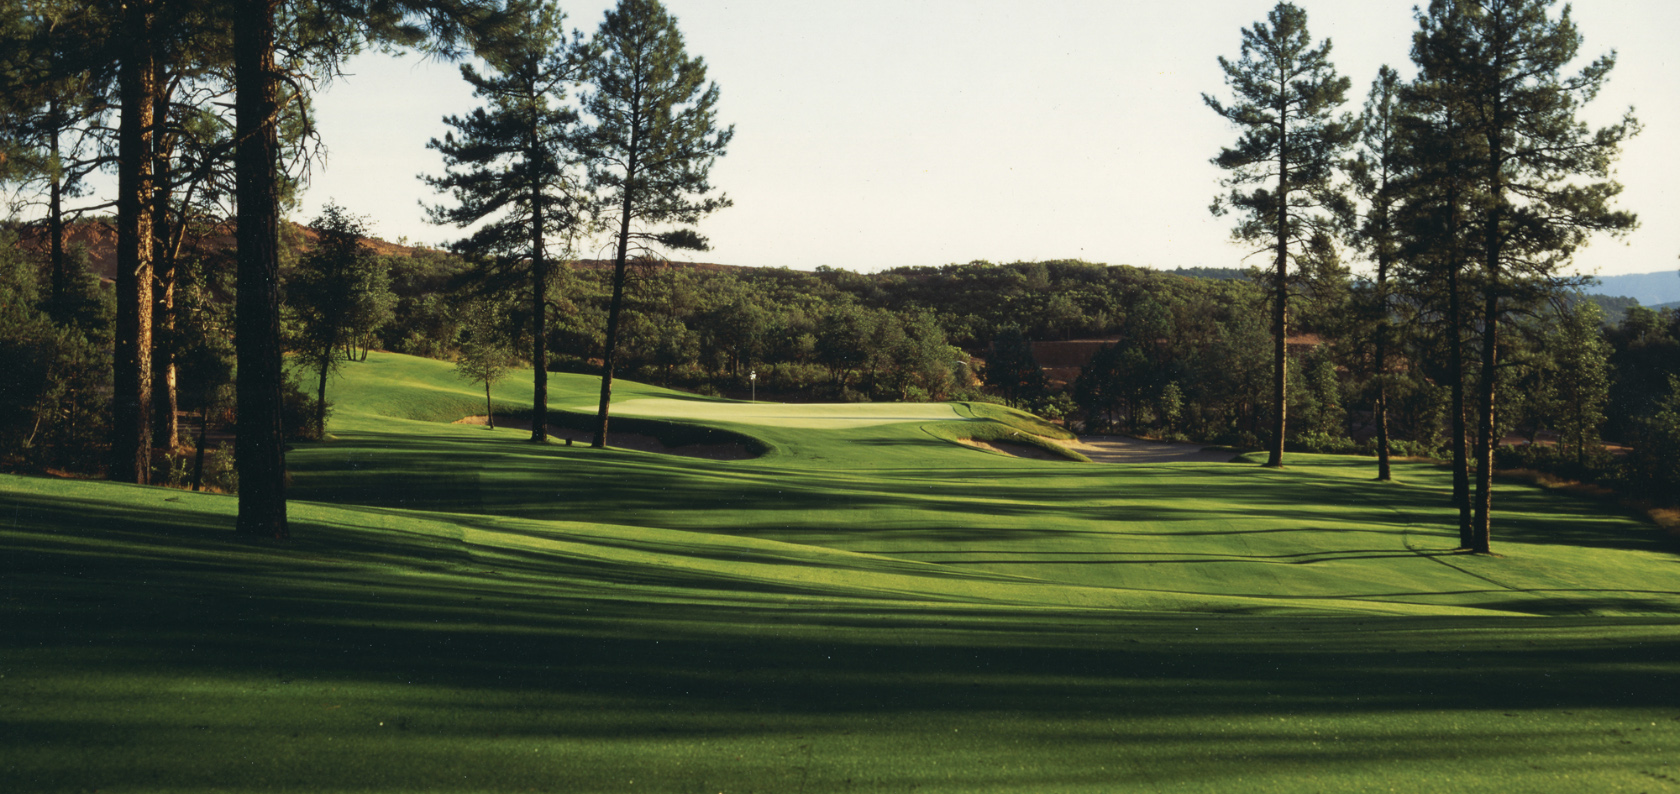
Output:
(7, 483), (1680, 791)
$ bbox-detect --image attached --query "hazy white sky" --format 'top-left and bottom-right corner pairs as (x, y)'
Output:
(299, 0), (1679, 278)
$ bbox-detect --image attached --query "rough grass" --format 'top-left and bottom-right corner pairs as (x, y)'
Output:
(4, 351), (1680, 793)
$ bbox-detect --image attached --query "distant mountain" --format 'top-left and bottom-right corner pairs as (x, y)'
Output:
(1590, 270), (1680, 307)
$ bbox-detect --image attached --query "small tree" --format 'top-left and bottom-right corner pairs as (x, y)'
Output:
(1205, 1), (1356, 467)
(455, 300), (517, 428)
(284, 203), (378, 439)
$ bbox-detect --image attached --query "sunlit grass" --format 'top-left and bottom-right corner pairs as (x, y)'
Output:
(4, 351), (1680, 792)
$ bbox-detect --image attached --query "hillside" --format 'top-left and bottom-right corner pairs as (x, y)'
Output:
(8, 218), (749, 282)
(9, 218), (447, 282)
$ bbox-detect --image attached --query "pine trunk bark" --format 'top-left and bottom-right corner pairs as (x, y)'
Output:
(113, 0), (156, 484)
(528, 130), (548, 443)
(594, 216), (631, 449)
(594, 144), (638, 450)
(1470, 140), (1505, 555)
(1266, 111), (1289, 468)
(47, 101), (67, 320)
(315, 358), (329, 439)
(234, 0), (289, 539)
(1374, 254), (1392, 481)
(1472, 264), (1499, 554)
(1448, 264), (1472, 548)
(151, 61), (178, 450)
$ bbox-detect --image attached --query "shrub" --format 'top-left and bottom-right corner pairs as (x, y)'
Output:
(1287, 431), (1359, 455)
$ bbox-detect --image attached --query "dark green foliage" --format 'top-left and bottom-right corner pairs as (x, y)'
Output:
(284, 204), (388, 438)
(984, 327), (1044, 407)
(1606, 306), (1680, 443)
(1619, 375), (1680, 501)
(0, 230), (110, 472)
(1295, 347), (1346, 439)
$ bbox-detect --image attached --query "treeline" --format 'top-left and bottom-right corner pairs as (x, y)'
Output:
(5, 0), (1678, 552)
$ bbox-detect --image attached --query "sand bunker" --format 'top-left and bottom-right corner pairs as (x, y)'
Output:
(960, 433), (1237, 464)
(452, 416), (755, 461)
(955, 438), (1073, 461)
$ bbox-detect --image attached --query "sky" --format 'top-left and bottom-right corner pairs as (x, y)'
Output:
(292, 0), (1679, 278)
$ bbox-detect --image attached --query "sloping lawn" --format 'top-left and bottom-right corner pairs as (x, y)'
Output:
(4, 351), (1679, 792)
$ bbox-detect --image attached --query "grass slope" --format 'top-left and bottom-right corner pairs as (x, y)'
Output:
(5, 351), (1680, 792)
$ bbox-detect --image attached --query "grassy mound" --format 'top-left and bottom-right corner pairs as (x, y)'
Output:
(5, 351), (1680, 792)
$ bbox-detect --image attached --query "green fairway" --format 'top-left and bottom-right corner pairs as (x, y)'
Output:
(5, 351), (1680, 792)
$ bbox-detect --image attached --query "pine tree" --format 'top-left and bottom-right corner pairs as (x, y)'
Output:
(425, 0), (590, 444)
(1393, 49), (1484, 547)
(1410, 0), (1638, 553)
(1347, 66), (1404, 481)
(1204, 1), (1356, 468)
(586, 0), (732, 449)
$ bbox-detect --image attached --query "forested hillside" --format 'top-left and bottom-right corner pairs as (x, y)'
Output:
(8, 214), (1680, 517)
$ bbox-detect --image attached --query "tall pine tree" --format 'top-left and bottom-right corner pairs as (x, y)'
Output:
(425, 0), (590, 444)
(1411, 0), (1637, 553)
(586, 0), (731, 449)
(1204, 1), (1356, 468)
(1347, 65), (1404, 482)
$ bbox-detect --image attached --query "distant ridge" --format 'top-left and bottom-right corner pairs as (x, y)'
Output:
(1590, 269), (1680, 307)
(11, 218), (444, 282)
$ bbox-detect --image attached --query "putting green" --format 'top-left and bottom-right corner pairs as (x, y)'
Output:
(576, 397), (971, 428)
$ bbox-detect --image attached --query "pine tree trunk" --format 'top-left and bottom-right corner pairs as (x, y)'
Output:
(1448, 264), (1472, 548)
(1472, 264), (1499, 555)
(1471, 141), (1505, 555)
(594, 149), (638, 450)
(151, 62), (178, 451)
(315, 357), (329, 439)
(485, 381), (494, 429)
(1374, 255), (1392, 481)
(529, 152), (548, 443)
(112, 0), (156, 484)
(1266, 123), (1289, 468)
(192, 407), (208, 492)
(47, 101), (67, 320)
(595, 228), (630, 449)
(234, 0), (289, 539)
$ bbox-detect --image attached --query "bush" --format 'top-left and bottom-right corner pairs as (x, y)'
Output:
(1287, 431), (1359, 455)
(281, 374), (327, 442)
(1496, 442), (1616, 485)
(1373, 437), (1441, 460)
